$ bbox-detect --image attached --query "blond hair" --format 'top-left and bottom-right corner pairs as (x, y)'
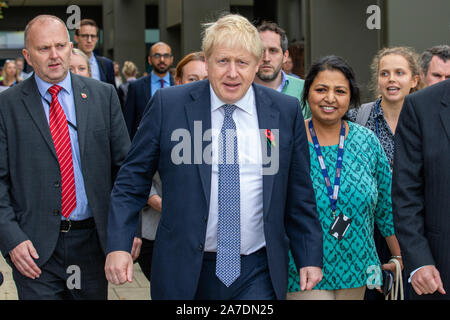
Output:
(71, 48), (91, 77)
(370, 46), (421, 98)
(121, 61), (138, 78)
(201, 14), (263, 61)
(1, 60), (20, 85)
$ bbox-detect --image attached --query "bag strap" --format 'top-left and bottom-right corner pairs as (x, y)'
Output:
(385, 259), (404, 300)
(355, 103), (373, 126)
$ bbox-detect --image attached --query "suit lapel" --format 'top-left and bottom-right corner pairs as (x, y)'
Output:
(21, 76), (58, 161)
(71, 74), (89, 160)
(184, 82), (212, 209)
(95, 55), (106, 82)
(254, 84), (280, 218)
(439, 81), (450, 141)
(143, 76), (151, 104)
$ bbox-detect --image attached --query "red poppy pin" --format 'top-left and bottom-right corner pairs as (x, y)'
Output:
(265, 129), (276, 147)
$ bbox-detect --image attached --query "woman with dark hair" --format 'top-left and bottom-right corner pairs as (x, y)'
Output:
(286, 55), (402, 300)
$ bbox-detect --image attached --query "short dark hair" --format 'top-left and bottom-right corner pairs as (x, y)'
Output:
(302, 55), (360, 110)
(257, 21), (288, 53)
(419, 45), (450, 75)
(75, 19), (98, 36)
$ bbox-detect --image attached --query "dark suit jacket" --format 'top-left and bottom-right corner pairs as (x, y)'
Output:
(95, 54), (116, 87)
(107, 80), (323, 299)
(0, 73), (130, 267)
(123, 73), (175, 140)
(393, 79), (450, 300)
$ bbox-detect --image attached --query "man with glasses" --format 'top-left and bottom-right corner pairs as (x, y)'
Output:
(123, 42), (175, 140)
(74, 19), (115, 87)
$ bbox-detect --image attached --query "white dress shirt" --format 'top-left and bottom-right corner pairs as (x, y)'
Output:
(204, 85), (266, 255)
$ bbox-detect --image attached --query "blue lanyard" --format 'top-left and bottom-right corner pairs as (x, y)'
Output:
(308, 120), (346, 219)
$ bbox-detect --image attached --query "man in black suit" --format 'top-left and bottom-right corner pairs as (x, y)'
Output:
(393, 79), (450, 300)
(123, 42), (175, 140)
(0, 15), (130, 299)
(74, 19), (115, 87)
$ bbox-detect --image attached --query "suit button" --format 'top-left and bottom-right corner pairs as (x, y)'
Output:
(203, 216), (207, 223)
(53, 209), (60, 216)
(198, 244), (203, 251)
(54, 181), (60, 188)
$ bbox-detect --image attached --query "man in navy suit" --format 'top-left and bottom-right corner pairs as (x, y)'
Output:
(122, 41), (174, 283)
(74, 19), (115, 87)
(105, 14), (323, 300)
(123, 42), (175, 140)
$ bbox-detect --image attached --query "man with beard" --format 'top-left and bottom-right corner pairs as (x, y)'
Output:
(123, 42), (175, 140)
(254, 21), (311, 119)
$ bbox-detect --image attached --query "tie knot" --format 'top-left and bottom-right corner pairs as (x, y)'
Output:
(48, 84), (62, 97)
(223, 104), (236, 118)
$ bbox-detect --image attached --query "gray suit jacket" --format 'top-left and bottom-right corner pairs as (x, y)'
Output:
(0, 73), (130, 266)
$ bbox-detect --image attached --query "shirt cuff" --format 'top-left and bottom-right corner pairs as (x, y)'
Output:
(409, 266), (426, 283)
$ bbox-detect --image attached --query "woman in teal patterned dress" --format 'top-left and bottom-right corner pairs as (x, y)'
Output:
(287, 56), (403, 300)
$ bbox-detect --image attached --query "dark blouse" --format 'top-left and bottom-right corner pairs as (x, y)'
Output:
(347, 98), (394, 170)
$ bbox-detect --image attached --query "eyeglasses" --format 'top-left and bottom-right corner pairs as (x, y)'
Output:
(152, 53), (172, 60)
(78, 34), (98, 40)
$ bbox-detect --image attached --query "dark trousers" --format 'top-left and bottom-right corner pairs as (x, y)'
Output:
(136, 238), (154, 282)
(194, 248), (276, 300)
(12, 227), (107, 300)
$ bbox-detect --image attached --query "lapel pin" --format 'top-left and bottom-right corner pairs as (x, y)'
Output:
(265, 129), (276, 147)
(81, 93), (87, 99)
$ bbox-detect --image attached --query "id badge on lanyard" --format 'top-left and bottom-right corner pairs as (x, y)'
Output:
(308, 120), (352, 241)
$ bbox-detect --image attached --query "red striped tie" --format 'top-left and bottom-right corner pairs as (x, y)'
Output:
(48, 85), (76, 219)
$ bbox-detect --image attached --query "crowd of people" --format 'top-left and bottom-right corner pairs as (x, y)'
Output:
(0, 13), (449, 301)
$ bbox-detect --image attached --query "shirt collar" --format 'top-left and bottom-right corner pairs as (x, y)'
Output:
(88, 53), (97, 64)
(210, 83), (254, 115)
(35, 72), (72, 98)
(278, 70), (289, 92)
(151, 71), (170, 83)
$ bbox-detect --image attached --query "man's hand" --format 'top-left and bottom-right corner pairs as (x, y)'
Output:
(131, 237), (142, 261)
(9, 240), (41, 279)
(411, 265), (446, 296)
(105, 251), (134, 285)
(299, 266), (323, 291)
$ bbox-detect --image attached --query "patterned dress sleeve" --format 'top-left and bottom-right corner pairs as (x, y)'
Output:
(371, 133), (395, 237)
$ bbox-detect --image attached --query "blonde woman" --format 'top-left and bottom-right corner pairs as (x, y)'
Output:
(69, 48), (91, 78)
(0, 60), (20, 92)
(118, 60), (138, 108)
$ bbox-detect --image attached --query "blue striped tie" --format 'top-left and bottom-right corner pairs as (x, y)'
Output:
(216, 104), (241, 287)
